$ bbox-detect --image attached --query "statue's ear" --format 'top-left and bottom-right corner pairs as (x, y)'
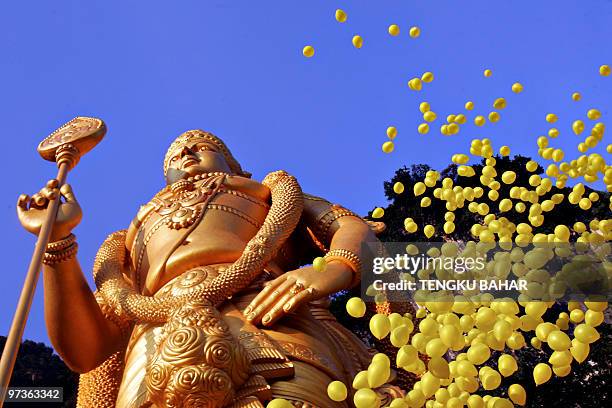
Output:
(166, 168), (188, 185)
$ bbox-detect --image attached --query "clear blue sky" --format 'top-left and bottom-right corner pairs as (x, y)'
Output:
(1, 1), (610, 344)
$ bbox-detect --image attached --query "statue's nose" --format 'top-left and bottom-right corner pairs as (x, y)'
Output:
(179, 145), (194, 158)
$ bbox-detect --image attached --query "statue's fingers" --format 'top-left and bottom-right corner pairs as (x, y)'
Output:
(245, 278), (295, 324)
(60, 184), (77, 203)
(17, 194), (31, 218)
(46, 179), (59, 190)
(243, 277), (284, 315)
(17, 194), (30, 210)
(283, 287), (317, 314)
(31, 193), (48, 209)
(41, 186), (59, 201)
(261, 291), (294, 327)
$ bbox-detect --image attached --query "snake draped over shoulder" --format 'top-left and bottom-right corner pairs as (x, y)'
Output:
(93, 170), (304, 323)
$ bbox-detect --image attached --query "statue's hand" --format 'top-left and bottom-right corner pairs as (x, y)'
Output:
(244, 261), (353, 327)
(17, 179), (82, 242)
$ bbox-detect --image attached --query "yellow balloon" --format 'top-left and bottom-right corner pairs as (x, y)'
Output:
(372, 207), (385, 218)
(484, 69), (493, 77)
(428, 357), (450, 379)
(467, 395), (485, 408)
(353, 388), (380, 408)
(388, 24), (400, 36)
(498, 354), (518, 377)
(439, 325), (460, 347)
(600, 64), (611, 76)
(424, 224), (435, 238)
(312, 256), (326, 272)
(512, 83), (524, 93)
(493, 320), (513, 342)
(479, 368), (502, 390)
(390, 325), (411, 347)
(389, 398), (407, 408)
(352, 370), (369, 389)
(421, 372), (441, 397)
(549, 350), (573, 366)
(409, 26), (421, 38)
(574, 323), (600, 343)
(397, 345), (418, 367)
(493, 98), (507, 109)
(570, 308), (584, 323)
(474, 115), (486, 126)
(346, 297), (366, 318)
(584, 301), (608, 312)
(533, 363), (552, 385)
(572, 92), (582, 101)
(420, 102), (431, 113)
(267, 399), (294, 408)
(387, 126), (398, 139)
(369, 314), (391, 339)
(456, 360), (478, 377)
(426, 338), (448, 358)
(367, 361), (390, 388)
(587, 108), (601, 120)
(422, 71), (434, 83)
(407, 389), (426, 407)
(489, 111), (501, 123)
(393, 182), (405, 194)
(352, 35), (364, 49)
(382, 141), (394, 153)
(327, 381), (348, 401)
(501, 171), (517, 184)
(467, 343), (491, 365)
(423, 110), (436, 121)
(584, 310), (604, 327)
(335, 9), (347, 23)
(414, 182), (427, 196)
(572, 119), (585, 135)
(302, 46), (315, 58)
(570, 339), (590, 363)
(547, 330), (571, 351)
(553, 364), (571, 377)
(508, 384), (527, 406)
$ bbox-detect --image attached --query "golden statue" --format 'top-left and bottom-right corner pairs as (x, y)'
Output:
(16, 127), (400, 407)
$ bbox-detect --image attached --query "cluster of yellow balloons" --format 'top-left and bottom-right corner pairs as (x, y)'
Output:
(303, 9), (424, 58)
(331, 291), (608, 408)
(393, 131), (612, 243)
(409, 72), (435, 92)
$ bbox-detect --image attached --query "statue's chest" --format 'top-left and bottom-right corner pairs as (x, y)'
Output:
(128, 175), (226, 291)
(127, 175), (271, 293)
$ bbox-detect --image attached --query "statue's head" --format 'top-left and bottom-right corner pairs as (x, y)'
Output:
(164, 130), (250, 184)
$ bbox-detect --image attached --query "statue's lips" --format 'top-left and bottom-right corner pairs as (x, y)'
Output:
(181, 158), (199, 169)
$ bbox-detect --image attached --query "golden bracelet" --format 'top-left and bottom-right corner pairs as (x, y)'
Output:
(43, 242), (78, 266)
(316, 205), (359, 245)
(324, 248), (362, 287)
(46, 233), (76, 252)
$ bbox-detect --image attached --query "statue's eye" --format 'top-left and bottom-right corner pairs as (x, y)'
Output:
(171, 156), (179, 162)
(199, 145), (211, 151)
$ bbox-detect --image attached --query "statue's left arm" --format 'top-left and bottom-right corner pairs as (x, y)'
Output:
(245, 193), (378, 326)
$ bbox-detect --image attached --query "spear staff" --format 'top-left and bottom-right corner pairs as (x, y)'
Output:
(0, 117), (106, 405)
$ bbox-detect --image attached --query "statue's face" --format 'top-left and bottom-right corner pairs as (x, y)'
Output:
(166, 140), (232, 183)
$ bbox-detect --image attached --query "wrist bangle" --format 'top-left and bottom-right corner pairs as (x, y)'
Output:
(324, 248), (362, 287)
(43, 242), (78, 266)
(46, 233), (76, 252)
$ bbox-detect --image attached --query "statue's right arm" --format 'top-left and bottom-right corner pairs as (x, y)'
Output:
(17, 180), (126, 373)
